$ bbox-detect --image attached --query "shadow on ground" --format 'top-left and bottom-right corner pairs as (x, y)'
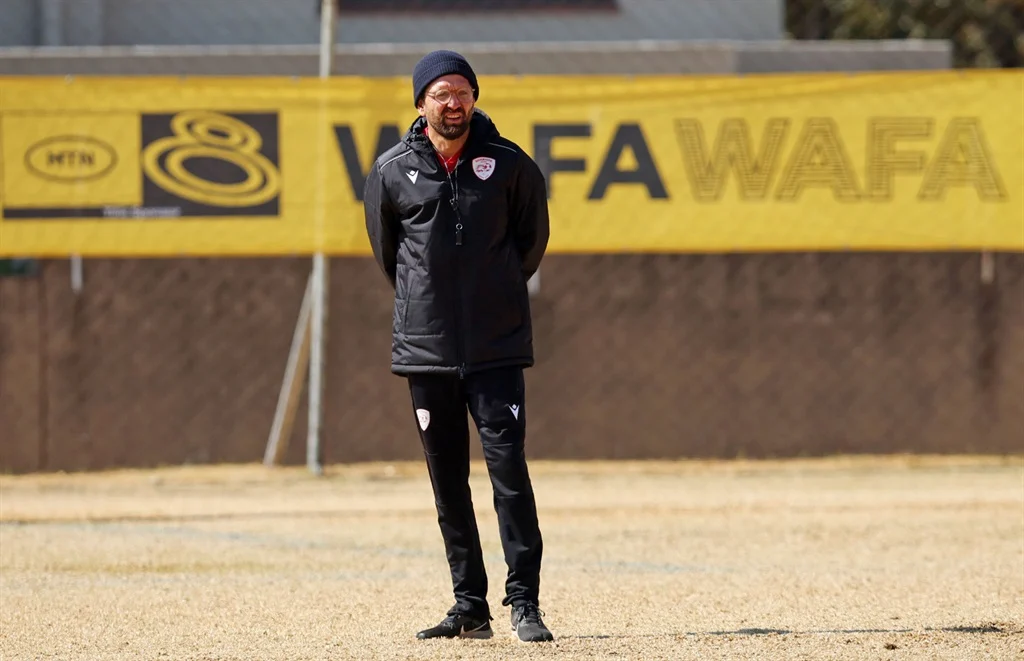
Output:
(569, 623), (1011, 639)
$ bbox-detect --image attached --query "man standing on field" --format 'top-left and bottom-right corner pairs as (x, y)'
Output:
(362, 50), (554, 643)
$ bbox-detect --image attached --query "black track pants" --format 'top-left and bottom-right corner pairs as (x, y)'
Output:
(407, 366), (543, 618)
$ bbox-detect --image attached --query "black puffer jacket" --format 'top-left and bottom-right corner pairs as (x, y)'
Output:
(363, 110), (550, 377)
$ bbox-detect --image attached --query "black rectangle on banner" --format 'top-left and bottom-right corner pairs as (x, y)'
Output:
(140, 111), (281, 218)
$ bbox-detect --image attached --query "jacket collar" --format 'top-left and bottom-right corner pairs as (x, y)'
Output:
(404, 108), (499, 161)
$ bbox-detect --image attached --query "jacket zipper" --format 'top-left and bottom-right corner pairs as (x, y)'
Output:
(446, 163), (467, 379)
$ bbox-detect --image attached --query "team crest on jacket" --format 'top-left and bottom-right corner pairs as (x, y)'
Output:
(473, 157), (496, 180)
(416, 409), (430, 431)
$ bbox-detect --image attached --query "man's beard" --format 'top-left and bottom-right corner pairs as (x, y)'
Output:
(429, 110), (469, 139)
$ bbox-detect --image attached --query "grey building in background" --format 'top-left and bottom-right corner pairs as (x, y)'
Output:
(0, 0), (951, 76)
(1, 0), (36, 46)
(1, 0), (783, 47)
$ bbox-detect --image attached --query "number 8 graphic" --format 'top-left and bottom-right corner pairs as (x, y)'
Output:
(142, 111), (280, 208)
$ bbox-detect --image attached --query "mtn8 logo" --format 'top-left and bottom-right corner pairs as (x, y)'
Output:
(141, 111), (281, 209)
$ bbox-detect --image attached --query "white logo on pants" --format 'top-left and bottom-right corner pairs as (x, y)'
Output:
(416, 408), (430, 431)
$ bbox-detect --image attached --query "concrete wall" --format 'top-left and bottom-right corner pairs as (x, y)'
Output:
(2, 0), (783, 47)
(2, 253), (1021, 474)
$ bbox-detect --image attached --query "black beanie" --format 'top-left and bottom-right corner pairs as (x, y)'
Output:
(412, 50), (479, 107)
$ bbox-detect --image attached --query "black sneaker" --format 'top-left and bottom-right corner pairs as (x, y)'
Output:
(416, 612), (493, 640)
(510, 603), (554, 643)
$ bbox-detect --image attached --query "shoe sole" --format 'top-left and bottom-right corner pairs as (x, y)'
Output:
(511, 626), (554, 643)
(416, 624), (493, 640)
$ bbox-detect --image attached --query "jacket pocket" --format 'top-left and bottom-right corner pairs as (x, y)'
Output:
(492, 247), (528, 334)
(509, 247), (529, 327)
(394, 263), (410, 333)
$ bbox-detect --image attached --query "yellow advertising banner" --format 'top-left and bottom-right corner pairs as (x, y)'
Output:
(0, 71), (1021, 257)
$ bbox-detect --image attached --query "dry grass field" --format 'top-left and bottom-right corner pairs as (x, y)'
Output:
(1, 455), (1022, 660)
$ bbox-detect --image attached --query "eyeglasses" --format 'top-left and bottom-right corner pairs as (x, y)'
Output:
(427, 89), (475, 105)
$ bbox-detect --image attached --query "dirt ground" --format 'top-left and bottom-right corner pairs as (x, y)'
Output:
(1, 455), (1022, 661)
